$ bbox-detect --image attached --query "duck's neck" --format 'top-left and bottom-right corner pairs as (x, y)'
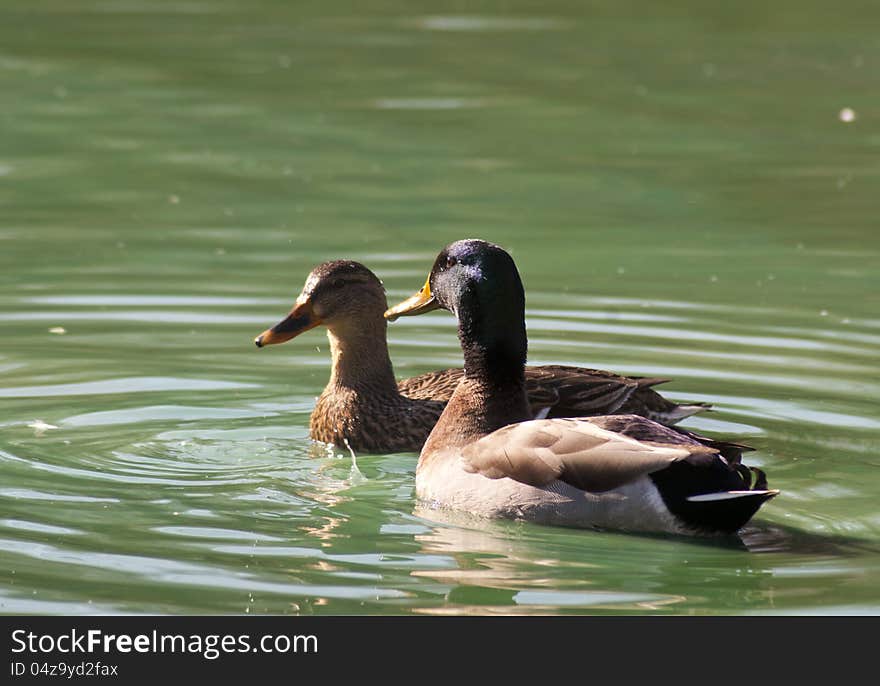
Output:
(459, 303), (528, 390)
(422, 303), (531, 456)
(324, 319), (399, 397)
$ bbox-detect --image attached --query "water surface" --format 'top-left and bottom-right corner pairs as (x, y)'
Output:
(1, 0), (878, 615)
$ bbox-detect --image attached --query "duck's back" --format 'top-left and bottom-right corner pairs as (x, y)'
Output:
(397, 368), (463, 401)
(398, 364), (707, 425)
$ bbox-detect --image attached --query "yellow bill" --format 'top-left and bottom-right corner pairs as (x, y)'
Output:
(384, 276), (441, 321)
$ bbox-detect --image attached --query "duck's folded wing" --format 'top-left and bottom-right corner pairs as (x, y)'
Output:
(398, 368), (464, 401)
(399, 365), (635, 413)
(460, 418), (703, 493)
(524, 365), (638, 417)
(585, 414), (752, 464)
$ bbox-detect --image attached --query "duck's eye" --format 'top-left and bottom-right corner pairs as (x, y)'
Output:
(445, 255), (457, 269)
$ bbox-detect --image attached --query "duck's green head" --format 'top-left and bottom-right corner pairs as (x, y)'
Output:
(386, 239), (527, 376)
(385, 240), (523, 320)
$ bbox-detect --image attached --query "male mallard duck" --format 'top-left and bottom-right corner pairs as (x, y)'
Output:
(384, 239), (777, 535)
(254, 260), (707, 454)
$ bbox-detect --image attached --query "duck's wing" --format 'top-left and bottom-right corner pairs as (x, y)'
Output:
(524, 365), (709, 425)
(587, 414), (754, 465)
(398, 368), (464, 401)
(460, 416), (705, 493)
(617, 383), (711, 425)
(400, 365), (711, 424)
(523, 365), (637, 417)
(400, 365), (632, 417)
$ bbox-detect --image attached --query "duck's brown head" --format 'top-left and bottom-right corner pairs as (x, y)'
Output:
(254, 260), (387, 348)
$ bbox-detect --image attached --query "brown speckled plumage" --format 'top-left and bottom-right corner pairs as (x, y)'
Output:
(310, 384), (445, 453)
(256, 260), (709, 454)
(399, 365), (708, 425)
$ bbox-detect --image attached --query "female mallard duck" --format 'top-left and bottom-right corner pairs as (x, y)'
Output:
(384, 239), (777, 535)
(254, 260), (707, 454)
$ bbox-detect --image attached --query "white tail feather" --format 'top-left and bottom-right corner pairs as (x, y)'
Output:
(533, 406), (551, 420)
(659, 404), (709, 424)
(687, 489), (778, 503)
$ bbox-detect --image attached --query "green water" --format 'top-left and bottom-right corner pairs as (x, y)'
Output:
(1, 0), (878, 615)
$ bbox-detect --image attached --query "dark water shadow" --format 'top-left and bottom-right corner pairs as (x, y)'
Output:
(415, 505), (879, 558)
(583, 521), (880, 557)
(737, 523), (880, 557)
(615, 523), (878, 557)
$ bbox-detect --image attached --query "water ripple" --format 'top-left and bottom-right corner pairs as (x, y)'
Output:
(0, 488), (119, 504)
(0, 538), (408, 600)
(0, 377), (258, 398)
(63, 405), (275, 427)
(513, 589), (681, 609)
(0, 311), (269, 324)
(372, 98), (488, 110)
(0, 519), (82, 536)
(684, 393), (880, 430)
(23, 295), (286, 306)
(526, 316), (875, 355)
(412, 16), (570, 31)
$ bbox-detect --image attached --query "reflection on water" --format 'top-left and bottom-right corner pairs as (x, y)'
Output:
(0, 0), (878, 615)
(410, 507), (780, 614)
(0, 377), (258, 398)
(412, 16), (570, 32)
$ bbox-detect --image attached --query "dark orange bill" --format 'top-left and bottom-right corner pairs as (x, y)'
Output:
(384, 276), (441, 321)
(254, 300), (322, 347)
